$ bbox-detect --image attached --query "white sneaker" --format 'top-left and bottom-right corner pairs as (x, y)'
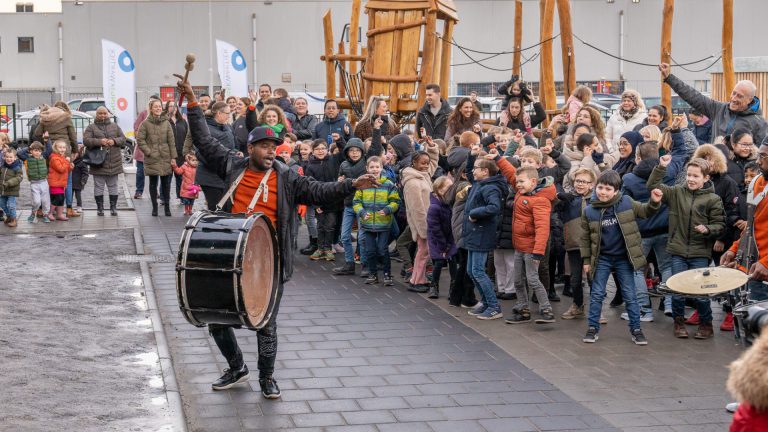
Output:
(726, 402), (739, 413)
(620, 311), (654, 322)
(333, 244), (345, 254)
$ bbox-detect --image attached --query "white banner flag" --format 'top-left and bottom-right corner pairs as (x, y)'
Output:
(102, 39), (136, 137)
(216, 40), (248, 98)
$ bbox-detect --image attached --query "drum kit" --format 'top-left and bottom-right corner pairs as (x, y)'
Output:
(657, 266), (762, 345)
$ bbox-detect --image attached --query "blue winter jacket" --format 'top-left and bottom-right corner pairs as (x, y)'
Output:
(462, 154), (508, 252)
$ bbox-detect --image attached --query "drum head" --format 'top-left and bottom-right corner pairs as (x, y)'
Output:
(665, 267), (748, 296)
(240, 215), (279, 328)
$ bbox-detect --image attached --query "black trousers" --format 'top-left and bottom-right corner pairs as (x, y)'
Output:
(449, 248), (478, 306)
(148, 175), (171, 205)
(567, 250), (591, 307)
(202, 186), (225, 211)
(209, 320), (278, 378)
(316, 211), (337, 250)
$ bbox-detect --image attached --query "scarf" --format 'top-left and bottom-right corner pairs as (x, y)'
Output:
(263, 123), (285, 135)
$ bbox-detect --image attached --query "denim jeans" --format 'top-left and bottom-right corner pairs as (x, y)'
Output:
(305, 206), (318, 238)
(632, 233), (673, 314)
(340, 206), (364, 265)
(65, 172), (73, 207)
(362, 230), (390, 275)
(514, 252), (550, 311)
(468, 251), (498, 310)
(135, 161), (145, 193)
(0, 195), (17, 219)
(588, 254), (641, 332)
(670, 255), (713, 323)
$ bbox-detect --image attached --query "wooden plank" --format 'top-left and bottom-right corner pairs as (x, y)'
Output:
(350, 0), (361, 75)
(390, 10), (406, 112)
(513, 0), (522, 76)
(323, 10), (336, 100)
(661, 0), (674, 110)
(367, 18), (425, 37)
(363, 73), (420, 83)
(418, 10), (438, 107)
(320, 54), (368, 62)
(539, 0), (556, 117)
(439, 19), (454, 93)
(364, 12), (375, 103)
(722, 0), (734, 101)
(556, 0), (576, 97)
(396, 9), (423, 108)
(370, 10), (397, 98)
(338, 42), (346, 99)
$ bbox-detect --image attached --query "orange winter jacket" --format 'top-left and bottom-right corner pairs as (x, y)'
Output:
(729, 175), (768, 269)
(48, 153), (71, 188)
(511, 176), (557, 256)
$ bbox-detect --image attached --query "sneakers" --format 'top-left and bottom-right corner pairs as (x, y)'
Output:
(27, 214), (36, 223)
(365, 274), (379, 285)
(259, 376), (281, 399)
(212, 365), (250, 390)
(535, 308), (556, 324)
(631, 328), (648, 345)
(323, 250), (336, 261)
(333, 262), (356, 275)
(467, 303), (487, 316)
(720, 312), (735, 331)
(505, 307), (531, 324)
(42, 216), (52, 223)
(477, 307), (503, 320)
(620, 310), (654, 322)
(685, 311), (700, 325)
(726, 402), (740, 413)
(383, 274), (394, 286)
(599, 314), (608, 325)
(332, 243), (345, 254)
(408, 284), (429, 293)
(309, 249), (325, 260)
(583, 327), (599, 343)
(496, 292), (517, 301)
(561, 304), (584, 320)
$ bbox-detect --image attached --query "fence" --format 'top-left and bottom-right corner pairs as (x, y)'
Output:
(0, 89), (57, 112)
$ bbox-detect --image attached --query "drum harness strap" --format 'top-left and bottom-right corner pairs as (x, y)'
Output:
(216, 168), (274, 214)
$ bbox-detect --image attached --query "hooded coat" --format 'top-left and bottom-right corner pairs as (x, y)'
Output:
(444, 177), (471, 249)
(83, 118), (127, 176)
(401, 144), (439, 241)
(353, 176), (400, 232)
(137, 113), (177, 177)
(33, 105), (78, 155)
(339, 137), (382, 207)
(389, 134), (415, 175)
(48, 152), (72, 188)
(462, 154), (508, 253)
(0, 159), (23, 196)
(692, 144), (741, 242)
(427, 193), (457, 259)
(510, 175), (556, 257)
(666, 74), (768, 144)
(416, 99), (452, 140)
(313, 112), (352, 144)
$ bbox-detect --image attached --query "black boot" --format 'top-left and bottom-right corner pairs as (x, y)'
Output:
(300, 237), (318, 255)
(95, 196), (105, 216)
(548, 286), (561, 302)
(109, 195), (118, 216)
(332, 261), (356, 275)
(562, 276), (573, 298)
(151, 201), (158, 217)
(164, 203), (172, 217)
(427, 282), (439, 299)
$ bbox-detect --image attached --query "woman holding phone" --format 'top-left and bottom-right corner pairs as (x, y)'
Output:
(355, 96), (397, 142)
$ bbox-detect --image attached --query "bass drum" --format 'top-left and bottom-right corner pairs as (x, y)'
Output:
(176, 211), (281, 330)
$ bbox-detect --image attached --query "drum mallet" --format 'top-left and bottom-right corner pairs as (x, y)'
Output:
(177, 54), (196, 106)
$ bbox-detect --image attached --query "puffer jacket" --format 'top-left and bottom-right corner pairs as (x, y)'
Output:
(169, 117), (189, 167)
(666, 74), (768, 144)
(184, 116), (236, 188)
(445, 179), (471, 248)
(647, 164), (726, 258)
(137, 114), (176, 177)
(558, 192), (591, 251)
(493, 155), (517, 250)
(313, 113), (352, 143)
(294, 114), (319, 141)
(606, 109), (647, 154)
(339, 138), (380, 207)
(33, 106), (78, 155)
(19, 139), (51, 182)
(171, 162), (198, 199)
(0, 159), (23, 196)
(462, 165), (508, 253)
(188, 104), (358, 282)
(232, 116), (249, 153)
(427, 193), (457, 259)
(352, 176), (400, 232)
(83, 119), (126, 176)
(416, 99), (452, 140)
(71, 157), (89, 190)
(401, 144), (439, 241)
(511, 175), (557, 257)
(48, 153), (71, 188)
(580, 191), (660, 277)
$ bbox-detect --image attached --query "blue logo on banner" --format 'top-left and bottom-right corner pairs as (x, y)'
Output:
(231, 50), (246, 71)
(118, 50), (135, 72)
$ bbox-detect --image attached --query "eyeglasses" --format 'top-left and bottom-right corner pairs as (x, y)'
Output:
(618, 140), (631, 147)
(737, 142), (754, 148)
(758, 153), (768, 160)
(574, 179), (593, 185)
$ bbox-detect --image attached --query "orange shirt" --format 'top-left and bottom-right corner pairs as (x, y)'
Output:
(231, 169), (279, 228)
(729, 175), (768, 268)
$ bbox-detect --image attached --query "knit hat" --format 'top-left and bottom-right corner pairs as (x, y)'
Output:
(275, 143), (292, 156)
(620, 131), (644, 151)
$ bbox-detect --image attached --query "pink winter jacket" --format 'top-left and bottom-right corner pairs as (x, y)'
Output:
(171, 162), (199, 199)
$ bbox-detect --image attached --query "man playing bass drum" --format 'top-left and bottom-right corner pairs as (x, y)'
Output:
(178, 79), (379, 399)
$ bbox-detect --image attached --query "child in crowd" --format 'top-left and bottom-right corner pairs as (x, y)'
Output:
(426, 176), (457, 299)
(171, 153), (200, 216)
(0, 148), (23, 227)
(48, 140), (74, 221)
(581, 170), (663, 345)
(71, 144), (89, 213)
(463, 150), (507, 320)
(298, 140), (319, 256)
(304, 139), (344, 261)
(352, 156), (400, 286)
(17, 141), (53, 223)
(648, 156), (726, 339)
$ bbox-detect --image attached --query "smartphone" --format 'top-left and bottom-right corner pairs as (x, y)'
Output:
(378, 115), (389, 124)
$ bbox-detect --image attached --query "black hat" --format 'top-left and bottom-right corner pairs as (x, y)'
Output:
(247, 126), (283, 145)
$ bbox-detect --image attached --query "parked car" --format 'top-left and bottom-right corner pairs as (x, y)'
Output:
(642, 94), (700, 115)
(67, 99), (83, 112)
(447, 96), (503, 113)
(77, 97), (108, 116)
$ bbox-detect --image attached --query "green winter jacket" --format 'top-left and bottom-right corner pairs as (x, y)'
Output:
(26, 157), (48, 181)
(352, 177), (400, 232)
(580, 191), (660, 278)
(647, 165), (726, 259)
(0, 159), (23, 197)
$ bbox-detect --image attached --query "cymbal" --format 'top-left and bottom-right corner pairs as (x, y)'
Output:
(664, 267), (748, 295)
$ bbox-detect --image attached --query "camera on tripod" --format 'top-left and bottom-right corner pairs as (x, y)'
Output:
(742, 304), (768, 346)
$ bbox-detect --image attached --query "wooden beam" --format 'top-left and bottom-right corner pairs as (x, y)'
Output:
(363, 73), (421, 83)
(391, 11), (406, 112)
(540, 0), (556, 116)
(513, 0), (522, 76)
(349, 0), (361, 75)
(661, 0), (674, 110)
(364, 12), (375, 102)
(323, 10), (336, 100)
(320, 54), (368, 62)
(722, 0), (735, 100)
(556, 0), (576, 97)
(418, 10), (438, 107)
(366, 18), (426, 37)
(439, 19), (454, 93)
(338, 42), (346, 99)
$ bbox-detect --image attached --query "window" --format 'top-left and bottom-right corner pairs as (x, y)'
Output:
(16, 3), (33, 12)
(18, 37), (34, 53)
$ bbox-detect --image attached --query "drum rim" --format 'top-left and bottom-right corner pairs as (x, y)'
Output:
(176, 210), (209, 327)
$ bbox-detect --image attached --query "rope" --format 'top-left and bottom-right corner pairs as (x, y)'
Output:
(670, 55), (723, 73)
(437, 33), (561, 56)
(573, 33), (720, 68)
(335, 60), (366, 118)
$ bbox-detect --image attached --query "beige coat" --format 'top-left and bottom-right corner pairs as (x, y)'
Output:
(137, 114), (176, 176)
(401, 144), (439, 241)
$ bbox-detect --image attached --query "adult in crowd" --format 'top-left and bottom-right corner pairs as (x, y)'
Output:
(137, 98), (177, 217)
(34, 101), (80, 218)
(496, 96), (546, 134)
(198, 94), (212, 112)
(445, 97), (481, 143)
(633, 104), (669, 133)
(176, 78), (379, 399)
(232, 97), (252, 153)
(689, 109), (713, 144)
(469, 91), (483, 113)
(313, 99), (352, 146)
(83, 106), (127, 216)
(606, 89), (647, 153)
(293, 97), (318, 141)
(660, 62), (768, 144)
(354, 96), (396, 142)
(612, 131), (644, 177)
(225, 96), (238, 122)
(416, 84), (452, 141)
(166, 100), (188, 201)
(133, 94), (161, 199)
(259, 105), (291, 140)
(184, 101), (237, 211)
(727, 129), (758, 188)
(256, 83), (272, 111)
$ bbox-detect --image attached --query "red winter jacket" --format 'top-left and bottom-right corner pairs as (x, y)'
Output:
(731, 404), (768, 432)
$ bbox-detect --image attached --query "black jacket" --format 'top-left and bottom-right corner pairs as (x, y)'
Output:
(416, 100), (452, 140)
(304, 151), (346, 212)
(194, 117), (236, 188)
(232, 116), (249, 153)
(495, 102), (546, 130)
(294, 114), (319, 141)
(188, 105), (355, 282)
(169, 117), (189, 167)
(710, 172), (741, 242)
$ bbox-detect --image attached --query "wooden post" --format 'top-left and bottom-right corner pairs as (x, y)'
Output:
(338, 42), (347, 99)
(513, 0), (522, 76)
(540, 0), (556, 115)
(660, 0), (674, 110)
(722, 0), (735, 100)
(557, 0), (576, 97)
(418, 10), (438, 107)
(323, 10), (336, 100)
(349, 0), (361, 75)
(440, 19), (454, 94)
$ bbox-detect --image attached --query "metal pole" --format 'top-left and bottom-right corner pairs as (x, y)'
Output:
(208, 0), (214, 96)
(252, 13), (258, 90)
(58, 22), (65, 101)
(619, 10), (625, 82)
